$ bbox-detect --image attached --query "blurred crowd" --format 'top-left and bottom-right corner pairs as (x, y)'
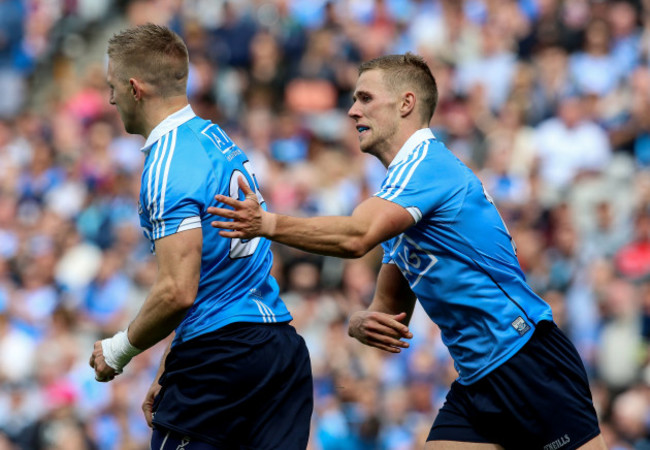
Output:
(2, 0), (650, 448)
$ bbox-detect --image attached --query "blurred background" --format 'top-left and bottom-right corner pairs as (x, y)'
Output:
(1, 0), (650, 448)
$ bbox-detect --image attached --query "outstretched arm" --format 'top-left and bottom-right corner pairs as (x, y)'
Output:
(208, 177), (414, 258)
(349, 263), (416, 353)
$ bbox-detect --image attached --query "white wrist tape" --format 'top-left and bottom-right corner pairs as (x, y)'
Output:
(101, 330), (142, 373)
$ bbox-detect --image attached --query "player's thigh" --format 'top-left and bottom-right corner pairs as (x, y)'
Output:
(577, 434), (607, 450)
(425, 441), (503, 450)
(244, 325), (313, 449)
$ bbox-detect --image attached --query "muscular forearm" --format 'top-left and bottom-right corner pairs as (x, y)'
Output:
(367, 263), (417, 325)
(93, 229), (200, 378)
(263, 213), (372, 258)
(211, 194), (414, 259)
(127, 278), (193, 350)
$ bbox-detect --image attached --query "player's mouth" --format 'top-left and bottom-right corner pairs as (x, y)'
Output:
(356, 125), (370, 136)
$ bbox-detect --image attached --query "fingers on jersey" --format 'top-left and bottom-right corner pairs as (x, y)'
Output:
(212, 176), (256, 209)
(212, 195), (241, 209)
(208, 199), (250, 238)
(237, 175), (255, 196)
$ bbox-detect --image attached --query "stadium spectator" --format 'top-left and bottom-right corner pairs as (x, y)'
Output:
(534, 91), (612, 191)
(569, 19), (620, 96)
(615, 209), (650, 280)
(455, 21), (518, 113)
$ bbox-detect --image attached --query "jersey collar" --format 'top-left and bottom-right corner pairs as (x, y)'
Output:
(389, 128), (435, 168)
(141, 104), (196, 152)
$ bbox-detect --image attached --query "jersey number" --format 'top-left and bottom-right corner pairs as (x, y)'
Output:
(228, 161), (265, 259)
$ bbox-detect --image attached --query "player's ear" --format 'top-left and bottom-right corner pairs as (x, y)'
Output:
(400, 91), (416, 118)
(129, 78), (143, 101)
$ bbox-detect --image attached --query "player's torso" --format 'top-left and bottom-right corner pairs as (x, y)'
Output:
(139, 117), (291, 345)
(379, 138), (552, 383)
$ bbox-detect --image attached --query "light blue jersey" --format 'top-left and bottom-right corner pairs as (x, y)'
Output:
(376, 129), (553, 385)
(139, 106), (292, 346)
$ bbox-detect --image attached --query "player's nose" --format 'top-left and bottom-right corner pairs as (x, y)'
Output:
(348, 102), (361, 119)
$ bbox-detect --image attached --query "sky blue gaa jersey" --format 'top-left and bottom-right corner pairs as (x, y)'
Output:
(139, 106), (292, 346)
(376, 128), (553, 385)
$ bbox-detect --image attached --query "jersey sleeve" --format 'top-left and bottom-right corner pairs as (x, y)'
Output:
(374, 141), (467, 224)
(142, 134), (213, 241)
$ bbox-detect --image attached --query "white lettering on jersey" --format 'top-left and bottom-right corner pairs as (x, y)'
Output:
(393, 234), (438, 288)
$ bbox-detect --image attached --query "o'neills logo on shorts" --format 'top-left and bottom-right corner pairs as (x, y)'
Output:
(544, 434), (570, 450)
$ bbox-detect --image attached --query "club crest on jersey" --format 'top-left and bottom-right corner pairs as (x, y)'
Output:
(511, 316), (531, 336)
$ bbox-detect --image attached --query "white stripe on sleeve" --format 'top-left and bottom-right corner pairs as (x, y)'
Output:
(177, 216), (202, 232)
(151, 133), (170, 239)
(147, 138), (163, 221)
(158, 128), (178, 238)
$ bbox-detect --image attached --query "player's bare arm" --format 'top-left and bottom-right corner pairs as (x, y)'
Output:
(349, 263), (416, 353)
(208, 176), (414, 258)
(90, 228), (201, 382)
(128, 228), (201, 348)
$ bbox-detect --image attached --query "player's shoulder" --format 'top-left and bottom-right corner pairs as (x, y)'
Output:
(143, 127), (212, 185)
(411, 138), (469, 177)
(167, 118), (217, 163)
(177, 116), (213, 147)
(183, 118), (244, 160)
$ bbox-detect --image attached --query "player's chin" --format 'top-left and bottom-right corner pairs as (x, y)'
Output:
(359, 141), (372, 154)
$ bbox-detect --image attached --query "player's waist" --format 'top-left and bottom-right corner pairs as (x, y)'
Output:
(174, 308), (293, 346)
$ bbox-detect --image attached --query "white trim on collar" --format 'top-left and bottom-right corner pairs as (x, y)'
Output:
(388, 128), (435, 168)
(140, 104), (196, 152)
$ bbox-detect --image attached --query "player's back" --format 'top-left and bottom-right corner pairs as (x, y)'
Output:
(138, 107), (292, 346)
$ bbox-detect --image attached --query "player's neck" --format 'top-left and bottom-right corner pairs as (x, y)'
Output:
(380, 122), (429, 167)
(140, 96), (190, 139)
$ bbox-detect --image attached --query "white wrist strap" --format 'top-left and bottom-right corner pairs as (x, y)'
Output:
(101, 330), (142, 373)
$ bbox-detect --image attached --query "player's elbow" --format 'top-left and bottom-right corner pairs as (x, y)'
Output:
(339, 237), (373, 258)
(155, 278), (196, 312)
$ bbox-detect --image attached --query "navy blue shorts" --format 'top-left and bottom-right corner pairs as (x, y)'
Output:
(428, 321), (600, 449)
(151, 428), (220, 449)
(152, 322), (313, 449)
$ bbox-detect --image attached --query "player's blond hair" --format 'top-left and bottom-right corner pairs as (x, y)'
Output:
(359, 53), (438, 122)
(107, 23), (189, 97)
